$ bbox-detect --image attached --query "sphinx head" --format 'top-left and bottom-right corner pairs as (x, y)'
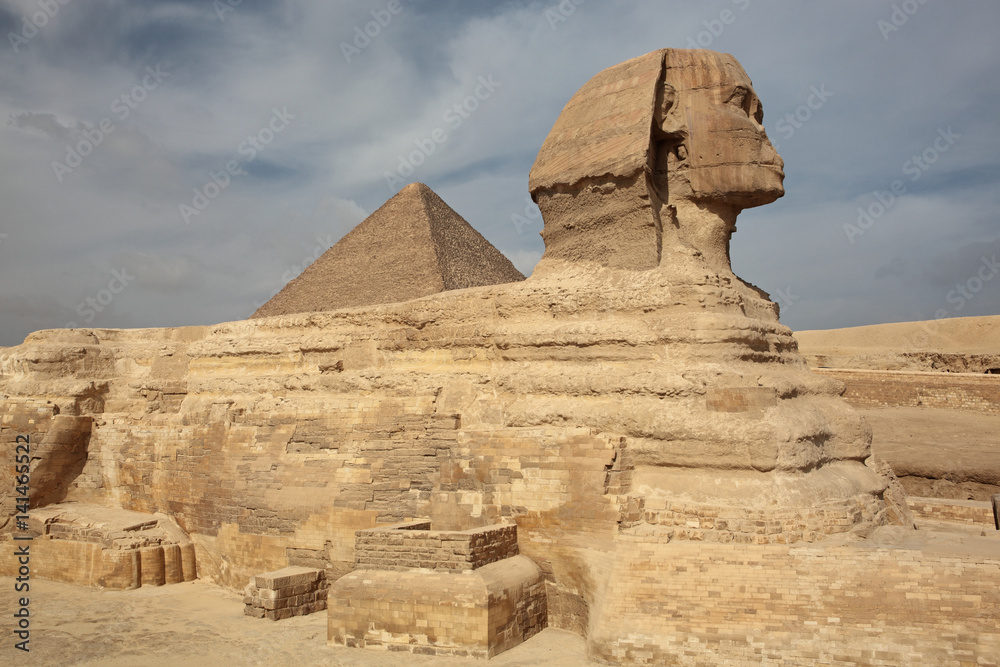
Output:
(529, 48), (784, 270)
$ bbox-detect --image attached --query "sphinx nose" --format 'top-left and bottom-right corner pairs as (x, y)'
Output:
(762, 139), (783, 169)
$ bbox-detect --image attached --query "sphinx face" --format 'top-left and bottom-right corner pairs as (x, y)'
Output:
(676, 54), (785, 208)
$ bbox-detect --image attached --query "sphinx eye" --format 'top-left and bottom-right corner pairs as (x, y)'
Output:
(726, 87), (752, 117)
(753, 100), (764, 124)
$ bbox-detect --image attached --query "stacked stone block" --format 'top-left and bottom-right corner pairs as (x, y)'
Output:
(329, 521), (546, 658)
(593, 540), (1000, 664)
(354, 520), (519, 571)
(619, 495), (886, 544)
(244, 566), (328, 620)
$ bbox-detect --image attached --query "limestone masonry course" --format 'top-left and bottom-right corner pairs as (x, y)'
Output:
(1, 48), (998, 665)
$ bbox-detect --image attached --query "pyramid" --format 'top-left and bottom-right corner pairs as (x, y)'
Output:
(251, 183), (525, 318)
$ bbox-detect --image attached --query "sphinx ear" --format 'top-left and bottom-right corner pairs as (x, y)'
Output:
(653, 82), (684, 137)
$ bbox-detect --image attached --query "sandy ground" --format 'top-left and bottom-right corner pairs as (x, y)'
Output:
(0, 576), (596, 666)
(863, 406), (1000, 500)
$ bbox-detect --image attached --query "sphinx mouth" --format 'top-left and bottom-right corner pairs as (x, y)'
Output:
(763, 163), (785, 179)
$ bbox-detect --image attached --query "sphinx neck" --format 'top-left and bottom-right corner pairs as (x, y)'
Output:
(669, 198), (741, 273)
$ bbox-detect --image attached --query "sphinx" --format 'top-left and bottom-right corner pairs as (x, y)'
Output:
(0, 49), (920, 663)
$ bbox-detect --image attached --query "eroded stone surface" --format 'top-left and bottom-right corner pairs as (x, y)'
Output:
(1, 503), (196, 589)
(529, 49), (783, 271)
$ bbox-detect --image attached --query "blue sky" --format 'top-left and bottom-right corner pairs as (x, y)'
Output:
(0, 0), (998, 345)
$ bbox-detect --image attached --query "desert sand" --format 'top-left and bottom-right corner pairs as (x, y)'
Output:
(796, 314), (1000, 372)
(862, 406), (1000, 500)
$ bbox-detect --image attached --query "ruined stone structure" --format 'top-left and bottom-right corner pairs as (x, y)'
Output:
(18, 504), (196, 589)
(2, 49), (998, 663)
(244, 566), (328, 620)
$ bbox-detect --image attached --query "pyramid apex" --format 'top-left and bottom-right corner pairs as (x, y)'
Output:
(399, 182), (432, 195)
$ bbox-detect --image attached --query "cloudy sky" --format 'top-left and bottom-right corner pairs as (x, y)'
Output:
(0, 0), (998, 346)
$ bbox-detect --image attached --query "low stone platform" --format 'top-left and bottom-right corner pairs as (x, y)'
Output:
(244, 566), (328, 620)
(328, 521), (547, 659)
(0, 502), (196, 589)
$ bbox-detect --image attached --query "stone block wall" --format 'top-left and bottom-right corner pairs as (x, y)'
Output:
(354, 521), (519, 571)
(814, 368), (1000, 413)
(244, 566), (328, 620)
(330, 521), (546, 658)
(907, 496), (995, 526)
(592, 540), (1000, 665)
(619, 494), (886, 544)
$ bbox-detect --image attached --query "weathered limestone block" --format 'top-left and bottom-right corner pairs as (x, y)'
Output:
(0, 503), (196, 589)
(329, 555), (546, 659)
(243, 566), (328, 620)
(354, 520), (518, 572)
(907, 496), (995, 526)
(330, 521), (544, 658)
